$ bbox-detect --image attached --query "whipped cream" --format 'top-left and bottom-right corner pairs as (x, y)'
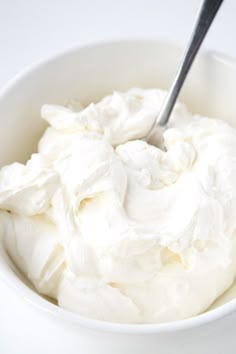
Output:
(1, 88), (236, 324)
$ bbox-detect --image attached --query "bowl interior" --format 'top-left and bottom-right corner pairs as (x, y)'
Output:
(1, 39), (236, 320)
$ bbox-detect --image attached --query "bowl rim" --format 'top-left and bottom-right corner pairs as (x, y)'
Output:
(1, 38), (236, 335)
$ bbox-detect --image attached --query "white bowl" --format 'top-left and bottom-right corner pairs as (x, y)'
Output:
(1, 40), (236, 354)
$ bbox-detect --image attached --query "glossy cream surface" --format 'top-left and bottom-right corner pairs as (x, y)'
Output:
(1, 88), (236, 323)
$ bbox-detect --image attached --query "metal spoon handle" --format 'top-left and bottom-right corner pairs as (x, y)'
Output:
(157, 0), (224, 127)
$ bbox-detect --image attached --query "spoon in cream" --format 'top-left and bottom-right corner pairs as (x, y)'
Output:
(147, 0), (224, 144)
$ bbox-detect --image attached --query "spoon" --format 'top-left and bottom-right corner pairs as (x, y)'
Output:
(147, 0), (224, 144)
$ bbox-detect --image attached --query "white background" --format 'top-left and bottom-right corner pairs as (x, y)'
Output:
(0, 0), (235, 89)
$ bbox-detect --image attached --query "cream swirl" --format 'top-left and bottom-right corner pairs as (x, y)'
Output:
(1, 88), (236, 323)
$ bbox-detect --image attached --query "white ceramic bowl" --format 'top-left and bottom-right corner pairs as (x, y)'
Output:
(1, 40), (236, 354)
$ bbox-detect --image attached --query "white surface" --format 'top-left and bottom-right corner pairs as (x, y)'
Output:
(0, 0), (236, 88)
(1, 40), (236, 354)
